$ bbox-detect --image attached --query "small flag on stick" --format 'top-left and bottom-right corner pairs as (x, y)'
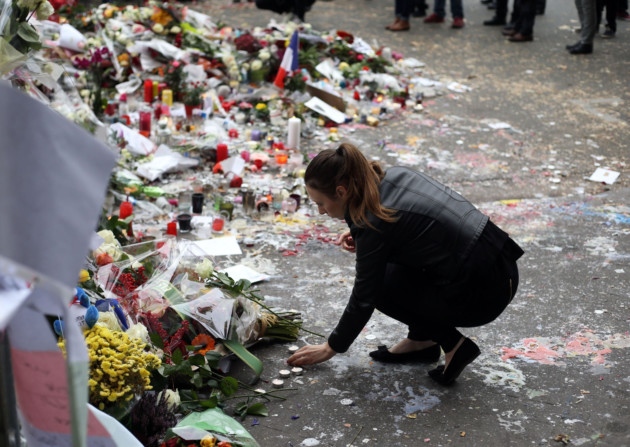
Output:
(273, 30), (299, 89)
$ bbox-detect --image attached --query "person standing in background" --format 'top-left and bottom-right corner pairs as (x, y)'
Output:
(597, 0), (618, 37)
(385, 0), (413, 31)
(501, 0), (537, 42)
(424, 0), (466, 28)
(568, 0), (597, 54)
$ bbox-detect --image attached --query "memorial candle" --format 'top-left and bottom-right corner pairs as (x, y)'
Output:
(287, 116), (301, 149)
(143, 79), (153, 103)
(119, 201), (133, 219)
(216, 143), (228, 162)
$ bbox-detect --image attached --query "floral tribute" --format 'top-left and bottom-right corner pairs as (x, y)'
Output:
(52, 229), (308, 446)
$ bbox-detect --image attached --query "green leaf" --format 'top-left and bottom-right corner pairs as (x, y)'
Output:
(17, 22), (41, 45)
(222, 339), (263, 379)
(191, 374), (203, 388)
(149, 332), (164, 349)
(219, 376), (239, 397)
(187, 354), (206, 367)
(246, 402), (269, 417)
(171, 348), (184, 365)
(200, 396), (218, 408)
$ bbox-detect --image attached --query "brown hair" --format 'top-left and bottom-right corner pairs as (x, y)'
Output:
(304, 143), (397, 228)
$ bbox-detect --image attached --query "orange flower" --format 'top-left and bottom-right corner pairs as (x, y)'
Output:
(191, 334), (215, 355)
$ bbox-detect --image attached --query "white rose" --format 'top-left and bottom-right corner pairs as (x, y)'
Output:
(127, 322), (150, 343)
(170, 26), (181, 34)
(97, 311), (122, 331)
(250, 59), (262, 71)
(158, 389), (181, 409)
(259, 50), (270, 61)
(36, 1), (54, 20)
(97, 230), (116, 245)
(152, 23), (164, 34)
(194, 258), (214, 279)
(16, 0), (39, 10)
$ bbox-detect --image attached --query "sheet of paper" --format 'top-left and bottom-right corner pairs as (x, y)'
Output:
(220, 264), (270, 284)
(588, 167), (620, 185)
(0, 84), (117, 287)
(194, 237), (242, 257)
(304, 97), (347, 124)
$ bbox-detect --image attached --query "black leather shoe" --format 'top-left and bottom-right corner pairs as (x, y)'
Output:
(369, 344), (441, 363)
(428, 338), (480, 385)
(484, 17), (506, 25)
(566, 41), (581, 50)
(569, 43), (593, 54)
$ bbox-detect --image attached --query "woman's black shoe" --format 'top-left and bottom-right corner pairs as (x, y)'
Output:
(428, 338), (480, 385)
(369, 344), (441, 363)
(566, 41), (581, 50)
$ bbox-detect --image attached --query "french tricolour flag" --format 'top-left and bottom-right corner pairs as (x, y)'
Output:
(273, 30), (299, 89)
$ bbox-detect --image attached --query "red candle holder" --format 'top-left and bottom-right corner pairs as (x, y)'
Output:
(139, 110), (151, 138)
(119, 201), (133, 219)
(212, 216), (224, 233)
(166, 221), (177, 236)
(216, 143), (229, 162)
(143, 79), (153, 103)
(228, 128), (239, 139)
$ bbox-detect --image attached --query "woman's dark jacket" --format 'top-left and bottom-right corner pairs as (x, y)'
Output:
(327, 166), (510, 353)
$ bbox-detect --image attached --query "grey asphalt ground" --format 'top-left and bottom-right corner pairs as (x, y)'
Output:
(194, 1), (630, 446)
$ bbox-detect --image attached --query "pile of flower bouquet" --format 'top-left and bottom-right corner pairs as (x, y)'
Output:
(53, 229), (305, 446)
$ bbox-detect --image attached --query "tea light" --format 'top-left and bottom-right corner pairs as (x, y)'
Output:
(271, 379), (284, 389)
(279, 369), (291, 379)
(291, 367), (303, 376)
(288, 345), (299, 354)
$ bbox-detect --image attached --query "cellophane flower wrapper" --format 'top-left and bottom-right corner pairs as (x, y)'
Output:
(94, 237), (179, 320)
(170, 407), (260, 447)
(172, 289), (263, 346)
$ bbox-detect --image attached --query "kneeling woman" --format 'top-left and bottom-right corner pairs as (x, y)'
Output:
(287, 143), (524, 385)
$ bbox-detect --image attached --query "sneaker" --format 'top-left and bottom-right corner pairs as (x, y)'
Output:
(602, 27), (615, 38)
(617, 11), (630, 21)
(452, 17), (465, 28)
(424, 13), (445, 23)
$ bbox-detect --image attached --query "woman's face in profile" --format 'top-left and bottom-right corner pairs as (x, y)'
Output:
(306, 185), (347, 220)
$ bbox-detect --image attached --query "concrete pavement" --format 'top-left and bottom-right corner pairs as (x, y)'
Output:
(198, 1), (630, 445)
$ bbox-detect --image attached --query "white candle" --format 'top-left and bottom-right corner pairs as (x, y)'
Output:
(288, 345), (299, 354)
(272, 379), (284, 388)
(287, 116), (301, 150)
(291, 367), (303, 376)
(279, 369), (291, 378)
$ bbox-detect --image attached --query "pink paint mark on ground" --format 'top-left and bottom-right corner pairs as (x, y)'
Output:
(502, 331), (625, 366)
(501, 338), (561, 364)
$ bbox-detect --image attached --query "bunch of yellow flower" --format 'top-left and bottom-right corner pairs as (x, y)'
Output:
(59, 324), (161, 411)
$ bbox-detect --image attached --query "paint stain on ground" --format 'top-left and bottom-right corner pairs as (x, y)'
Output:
(500, 330), (630, 367)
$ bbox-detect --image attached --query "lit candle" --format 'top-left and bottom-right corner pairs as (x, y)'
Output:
(212, 216), (224, 233)
(291, 367), (303, 376)
(271, 379), (284, 389)
(287, 116), (301, 150)
(279, 369), (291, 378)
(152, 81), (159, 100)
(275, 150), (288, 165)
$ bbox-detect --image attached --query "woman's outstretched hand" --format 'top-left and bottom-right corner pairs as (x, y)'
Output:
(335, 231), (355, 252)
(287, 343), (336, 366)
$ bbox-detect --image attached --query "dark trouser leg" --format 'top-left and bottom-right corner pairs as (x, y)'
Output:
(605, 0), (618, 31)
(375, 252), (519, 354)
(496, 0), (509, 19)
(516, 0), (536, 34)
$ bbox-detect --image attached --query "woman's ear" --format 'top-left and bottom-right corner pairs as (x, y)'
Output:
(335, 186), (347, 198)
